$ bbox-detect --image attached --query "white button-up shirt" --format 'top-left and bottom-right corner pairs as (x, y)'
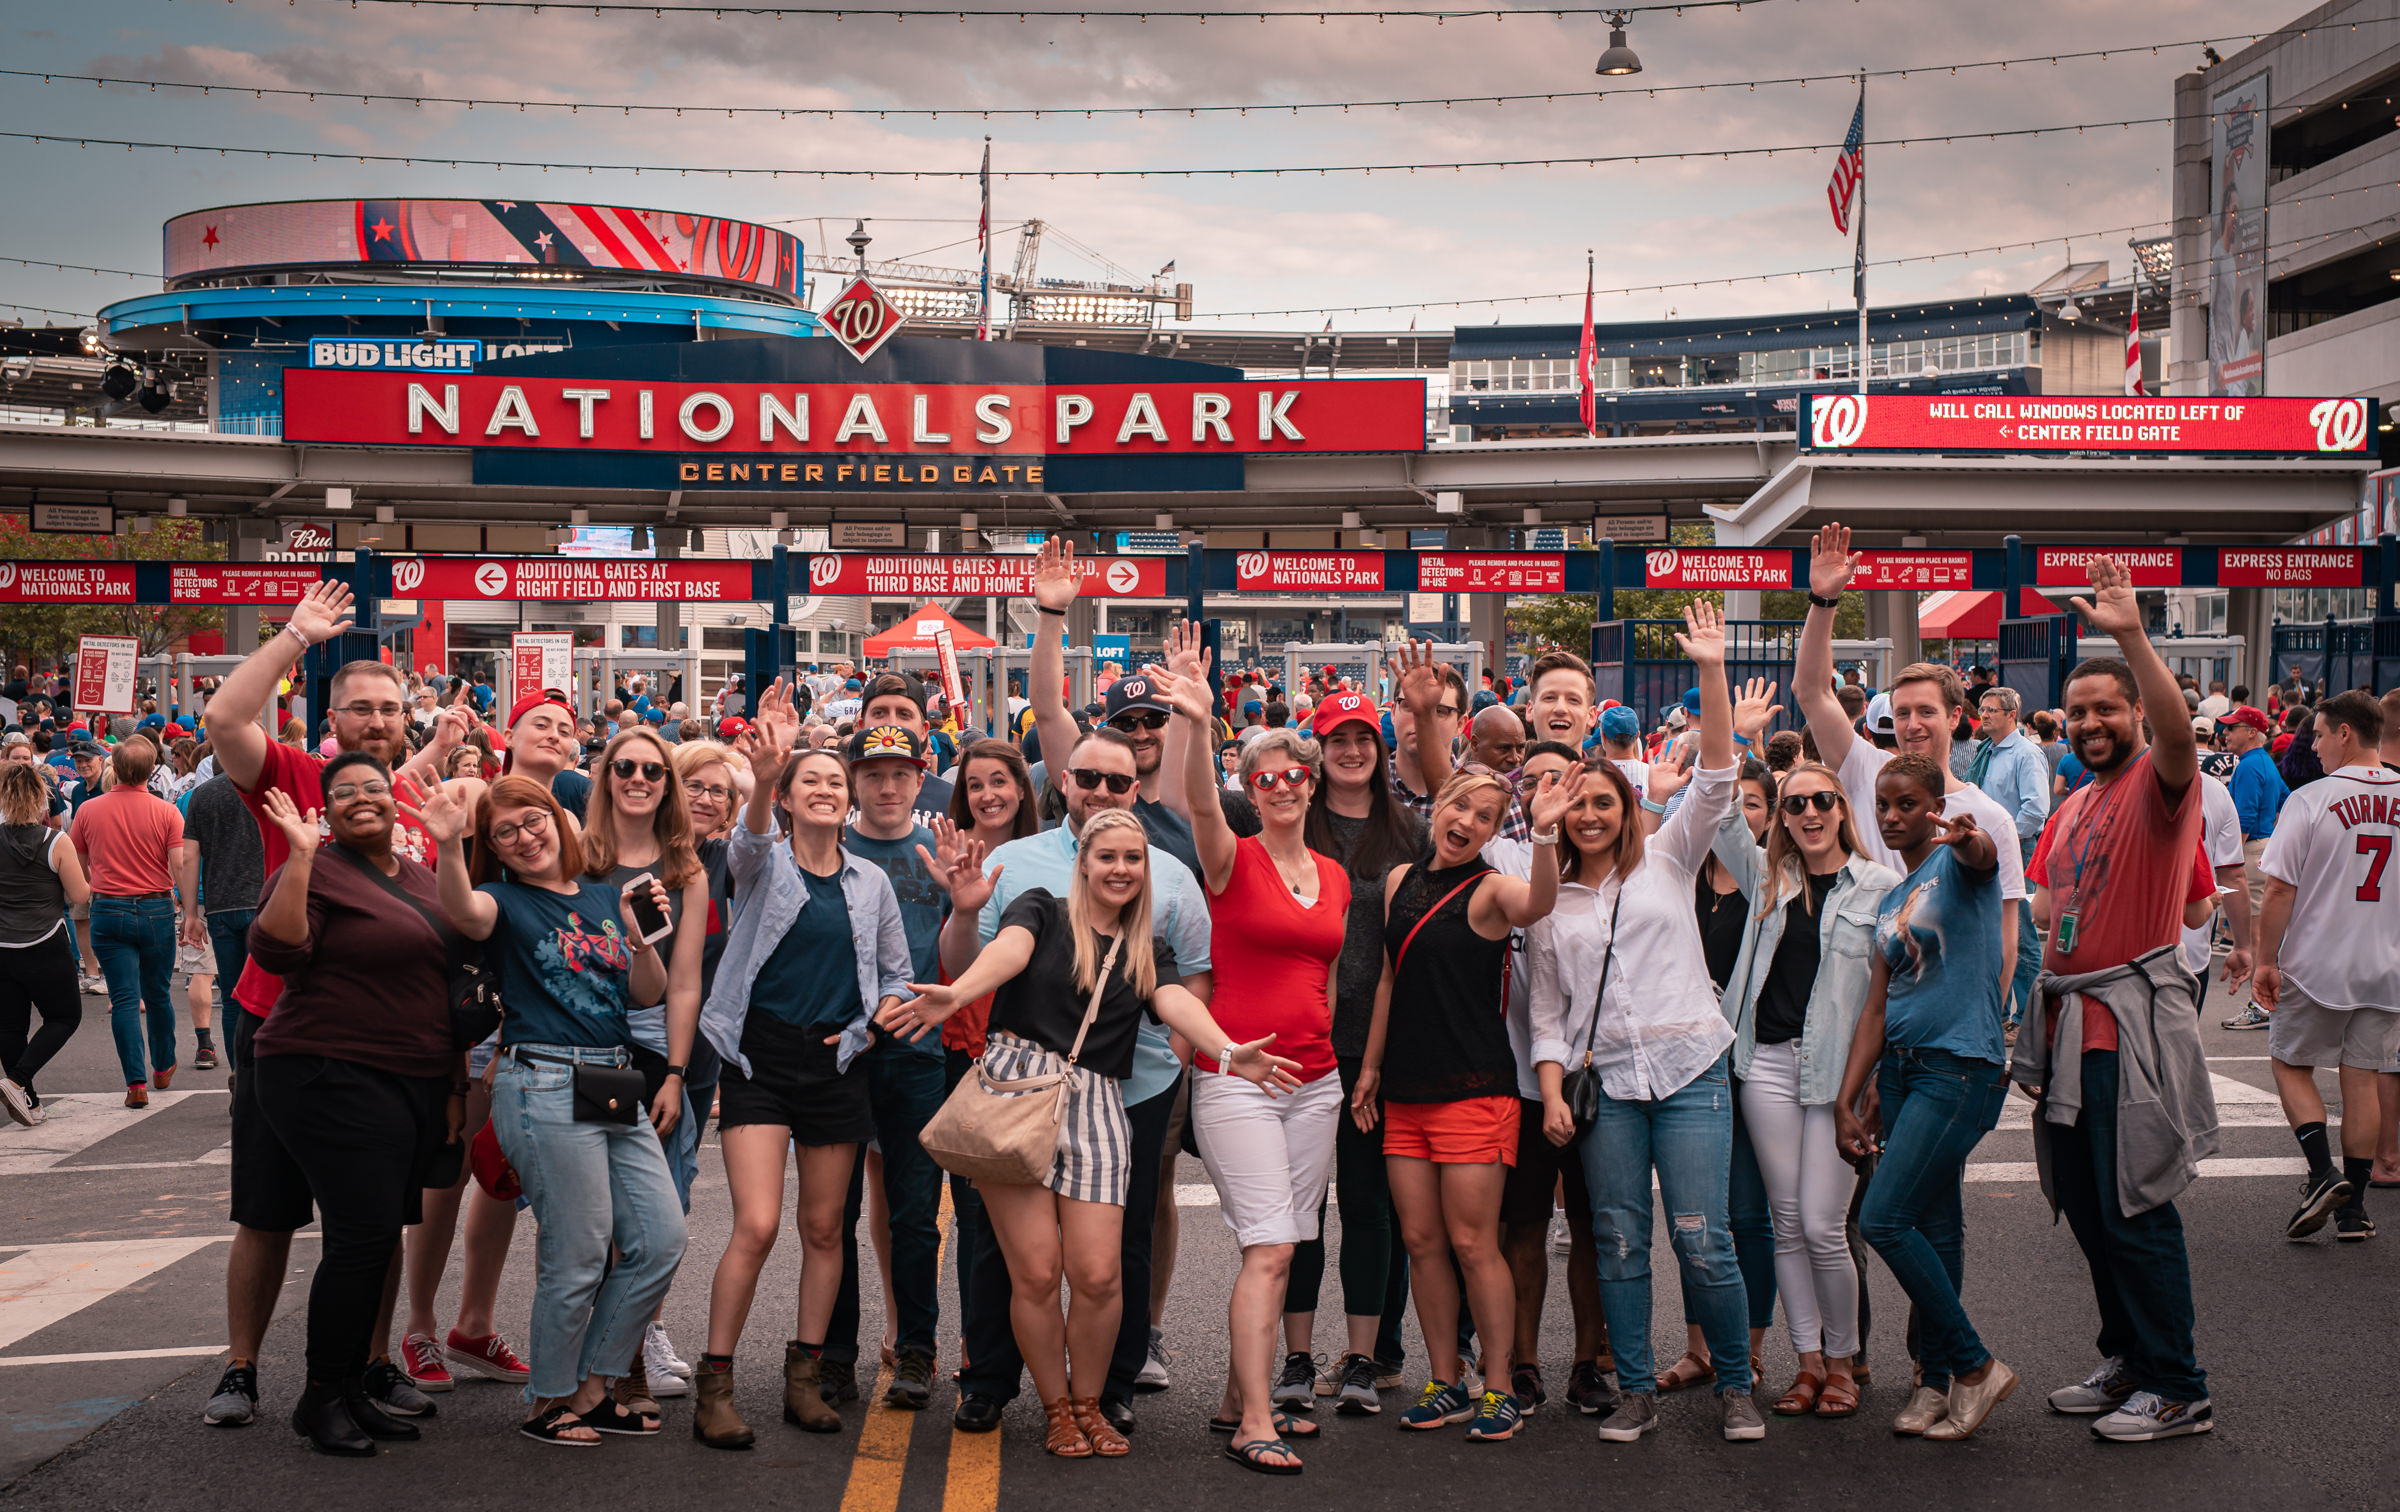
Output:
(1528, 761), (1736, 1103)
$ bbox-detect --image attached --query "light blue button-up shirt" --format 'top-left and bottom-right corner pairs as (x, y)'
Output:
(977, 823), (1214, 1108)
(1970, 728), (2052, 858)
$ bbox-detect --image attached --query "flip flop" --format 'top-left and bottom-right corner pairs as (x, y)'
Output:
(1225, 1437), (1303, 1475)
(2370, 1179), (2400, 1189)
(1207, 1410), (1319, 1439)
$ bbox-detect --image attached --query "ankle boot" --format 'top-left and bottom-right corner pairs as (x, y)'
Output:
(691, 1363), (754, 1450)
(291, 1380), (375, 1457)
(783, 1344), (841, 1433)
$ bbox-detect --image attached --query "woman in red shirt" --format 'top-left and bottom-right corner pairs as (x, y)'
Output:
(1161, 663), (1350, 1475)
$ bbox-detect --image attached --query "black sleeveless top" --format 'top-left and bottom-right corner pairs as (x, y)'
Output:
(1379, 859), (1513, 1104)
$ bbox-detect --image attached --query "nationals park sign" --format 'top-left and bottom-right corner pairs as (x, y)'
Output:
(283, 335), (1426, 495)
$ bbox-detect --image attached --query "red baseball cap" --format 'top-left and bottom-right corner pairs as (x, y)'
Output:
(716, 715), (752, 741)
(2217, 705), (2270, 735)
(502, 688), (575, 774)
(1311, 690), (1381, 737)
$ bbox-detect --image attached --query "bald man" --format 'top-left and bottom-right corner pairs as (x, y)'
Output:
(1470, 703), (1526, 774)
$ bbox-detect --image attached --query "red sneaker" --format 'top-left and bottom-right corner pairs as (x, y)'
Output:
(445, 1328), (531, 1384)
(402, 1332), (455, 1392)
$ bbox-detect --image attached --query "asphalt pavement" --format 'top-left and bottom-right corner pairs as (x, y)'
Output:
(7, 966), (2399, 1511)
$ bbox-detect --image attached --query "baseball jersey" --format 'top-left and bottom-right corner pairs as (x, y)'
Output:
(2257, 763), (2400, 1012)
(2181, 772), (2243, 977)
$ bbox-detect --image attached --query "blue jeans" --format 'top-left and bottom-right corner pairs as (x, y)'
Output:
(1857, 1047), (2007, 1392)
(1581, 1053), (1751, 1396)
(205, 909), (255, 994)
(829, 1045), (948, 1361)
(490, 1045), (689, 1401)
(2007, 896), (2040, 1029)
(2047, 1050), (2208, 1402)
(91, 896), (177, 1087)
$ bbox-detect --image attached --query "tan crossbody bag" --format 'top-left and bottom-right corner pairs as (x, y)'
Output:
(919, 934), (1122, 1187)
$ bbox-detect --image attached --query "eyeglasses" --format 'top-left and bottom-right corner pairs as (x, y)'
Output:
(1780, 791), (1842, 815)
(336, 702), (406, 721)
(327, 780), (392, 802)
(488, 811), (552, 846)
(684, 780), (731, 804)
(1110, 710), (1171, 732)
(1069, 767), (1136, 795)
(610, 759), (667, 782)
(1247, 766), (1313, 792)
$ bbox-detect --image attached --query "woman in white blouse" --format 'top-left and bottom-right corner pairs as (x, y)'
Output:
(1527, 602), (1775, 1447)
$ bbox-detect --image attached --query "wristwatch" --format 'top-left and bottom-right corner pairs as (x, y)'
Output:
(1217, 1043), (1239, 1074)
(664, 1063), (688, 1079)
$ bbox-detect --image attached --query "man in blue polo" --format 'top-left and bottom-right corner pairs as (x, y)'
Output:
(2221, 704), (2289, 1030)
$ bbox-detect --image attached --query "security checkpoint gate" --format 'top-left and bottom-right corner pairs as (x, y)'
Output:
(568, 649), (704, 725)
(1589, 620), (1798, 737)
(2269, 619), (2400, 696)
(1998, 615), (2079, 713)
(883, 646), (1096, 738)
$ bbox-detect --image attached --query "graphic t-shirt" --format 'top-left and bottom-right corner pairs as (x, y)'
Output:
(1876, 845), (2006, 1065)
(479, 877), (640, 1049)
(2030, 749), (2202, 1052)
(843, 822), (947, 1058)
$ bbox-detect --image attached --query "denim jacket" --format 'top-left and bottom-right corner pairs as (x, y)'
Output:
(1711, 817), (1899, 1104)
(699, 823), (913, 1079)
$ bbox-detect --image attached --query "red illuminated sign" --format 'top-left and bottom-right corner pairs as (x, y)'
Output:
(2217, 548), (2362, 588)
(282, 372), (1426, 457)
(1640, 549), (1791, 590)
(169, 564), (322, 604)
(821, 276), (907, 364)
(0, 562), (135, 603)
(1802, 393), (2377, 456)
(387, 557), (754, 602)
(2033, 547), (2184, 587)
(1849, 551), (1973, 589)
(1233, 551), (1386, 591)
(806, 554), (1164, 598)
(1417, 553), (1566, 594)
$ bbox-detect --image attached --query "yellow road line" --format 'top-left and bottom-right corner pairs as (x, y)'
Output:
(942, 1422), (1001, 1512)
(838, 1363), (911, 1512)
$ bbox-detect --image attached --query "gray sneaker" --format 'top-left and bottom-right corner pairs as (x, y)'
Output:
(363, 1359), (437, 1418)
(1596, 1391), (1658, 1443)
(1134, 1327), (1170, 1392)
(2046, 1357), (2137, 1415)
(1270, 1351), (1320, 1409)
(203, 1363), (258, 1426)
(1720, 1390), (1766, 1441)
(2221, 1002), (2270, 1030)
(1333, 1353), (1382, 1415)
(0, 1077), (34, 1127)
(2090, 1391), (2213, 1442)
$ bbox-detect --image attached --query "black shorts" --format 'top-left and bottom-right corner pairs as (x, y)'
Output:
(1499, 1096), (1594, 1228)
(228, 1008), (316, 1233)
(718, 1013), (875, 1146)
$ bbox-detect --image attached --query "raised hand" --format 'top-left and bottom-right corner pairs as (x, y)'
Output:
(1808, 523), (1860, 600)
(259, 788), (322, 860)
(1031, 535), (1081, 614)
(1140, 662), (1215, 724)
(416, 778), (474, 845)
(742, 679), (799, 789)
(1393, 638), (1445, 715)
(1929, 811), (1980, 851)
(285, 582), (356, 647)
(1527, 761), (1588, 834)
(427, 687), (473, 759)
(1161, 617), (1207, 679)
(390, 770), (432, 825)
(1732, 676), (1784, 745)
(921, 819), (1000, 915)
(2069, 555), (2144, 640)
(876, 982), (962, 1041)
(1673, 596), (1728, 667)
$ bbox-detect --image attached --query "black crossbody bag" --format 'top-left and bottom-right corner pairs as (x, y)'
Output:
(1559, 888), (1625, 1135)
(330, 843), (503, 1051)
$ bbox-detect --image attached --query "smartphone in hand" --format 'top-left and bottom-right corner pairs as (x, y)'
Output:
(620, 871), (675, 948)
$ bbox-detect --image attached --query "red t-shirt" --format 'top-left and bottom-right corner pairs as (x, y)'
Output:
(69, 787), (183, 897)
(2027, 748), (2203, 1052)
(232, 740), (435, 1016)
(1198, 834), (1349, 1083)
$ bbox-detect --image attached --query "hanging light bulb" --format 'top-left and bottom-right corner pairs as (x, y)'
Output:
(1594, 11), (1642, 75)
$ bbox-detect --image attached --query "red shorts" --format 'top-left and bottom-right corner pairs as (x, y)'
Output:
(1382, 1095), (1519, 1167)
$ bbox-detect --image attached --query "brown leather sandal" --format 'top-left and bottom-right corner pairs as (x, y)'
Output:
(1043, 1396), (1092, 1458)
(1815, 1373), (1860, 1419)
(1071, 1397), (1129, 1457)
(1657, 1351), (1716, 1393)
(1771, 1370), (1825, 1417)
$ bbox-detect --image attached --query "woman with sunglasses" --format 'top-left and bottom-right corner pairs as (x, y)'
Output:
(419, 774), (686, 1448)
(1834, 754), (2015, 1441)
(582, 727), (709, 1412)
(1712, 761), (1899, 1422)
(689, 682), (912, 1449)
(1526, 604), (1770, 1446)
(1356, 751), (1585, 1445)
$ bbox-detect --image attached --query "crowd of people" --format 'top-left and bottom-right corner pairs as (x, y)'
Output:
(5, 520), (2398, 1468)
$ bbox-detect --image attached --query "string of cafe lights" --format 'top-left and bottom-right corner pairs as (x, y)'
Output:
(194, 0), (1790, 22)
(0, 26), (2360, 123)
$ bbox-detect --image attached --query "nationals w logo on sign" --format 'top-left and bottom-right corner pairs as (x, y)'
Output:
(1811, 393), (1870, 450)
(2311, 397), (2370, 453)
(391, 558), (426, 594)
(822, 276), (905, 364)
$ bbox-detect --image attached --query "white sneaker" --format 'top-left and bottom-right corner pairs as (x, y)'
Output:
(642, 1324), (690, 1397)
(1135, 1327), (1170, 1391)
(647, 1321), (692, 1378)
(0, 1078), (34, 1128)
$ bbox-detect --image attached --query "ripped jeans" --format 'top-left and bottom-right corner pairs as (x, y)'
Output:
(1578, 1052), (1750, 1396)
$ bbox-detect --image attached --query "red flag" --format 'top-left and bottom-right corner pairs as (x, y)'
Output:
(2124, 294), (2142, 397)
(1577, 252), (1597, 437)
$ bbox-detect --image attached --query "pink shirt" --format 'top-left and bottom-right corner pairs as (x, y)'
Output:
(69, 786), (183, 897)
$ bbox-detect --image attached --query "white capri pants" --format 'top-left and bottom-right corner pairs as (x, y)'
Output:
(1191, 1068), (1345, 1249)
(1739, 1039), (1860, 1358)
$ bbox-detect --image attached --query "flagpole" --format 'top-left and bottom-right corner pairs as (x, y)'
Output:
(977, 135), (992, 342)
(1855, 70), (1868, 400)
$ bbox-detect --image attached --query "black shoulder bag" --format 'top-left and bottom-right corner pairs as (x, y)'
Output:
(330, 843), (503, 1051)
(1559, 887), (1625, 1135)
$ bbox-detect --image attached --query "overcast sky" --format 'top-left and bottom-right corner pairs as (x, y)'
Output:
(0, 0), (2290, 333)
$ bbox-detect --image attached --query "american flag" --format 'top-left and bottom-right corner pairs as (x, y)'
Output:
(976, 138), (992, 340)
(1827, 90), (1865, 235)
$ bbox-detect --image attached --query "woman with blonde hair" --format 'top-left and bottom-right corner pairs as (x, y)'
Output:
(1711, 760), (1899, 1421)
(890, 807), (1299, 1461)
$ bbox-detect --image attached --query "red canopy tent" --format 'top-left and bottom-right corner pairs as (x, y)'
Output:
(862, 602), (997, 658)
(1917, 589), (2063, 642)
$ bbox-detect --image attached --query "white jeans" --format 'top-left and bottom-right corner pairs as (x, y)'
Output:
(1191, 1069), (1344, 1249)
(1739, 1039), (1859, 1358)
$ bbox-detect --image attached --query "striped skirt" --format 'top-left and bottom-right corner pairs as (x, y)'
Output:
(980, 1032), (1132, 1206)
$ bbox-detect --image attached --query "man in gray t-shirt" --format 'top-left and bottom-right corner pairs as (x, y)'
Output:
(178, 775), (266, 1012)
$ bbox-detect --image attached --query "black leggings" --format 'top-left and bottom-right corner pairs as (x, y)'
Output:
(251, 1054), (446, 1384)
(0, 930), (82, 1098)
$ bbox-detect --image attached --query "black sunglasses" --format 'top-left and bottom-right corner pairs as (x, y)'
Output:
(1780, 791), (1842, 815)
(1110, 710), (1171, 732)
(1069, 767), (1136, 795)
(610, 759), (667, 782)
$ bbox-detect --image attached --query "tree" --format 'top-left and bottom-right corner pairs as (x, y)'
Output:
(0, 515), (224, 666)
(1506, 521), (1867, 657)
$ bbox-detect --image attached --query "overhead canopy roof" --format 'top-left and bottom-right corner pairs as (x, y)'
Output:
(1919, 589), (2062, 640)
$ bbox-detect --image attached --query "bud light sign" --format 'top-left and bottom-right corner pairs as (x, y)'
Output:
(310, 338), (483, 373)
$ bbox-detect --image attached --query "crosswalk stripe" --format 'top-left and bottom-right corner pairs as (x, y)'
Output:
(1966, 1156), (2304, 1182)
(0, 1238), (229, 1351)
(0, 1346), (226, 1368)
(0, 1091), (228, 1177)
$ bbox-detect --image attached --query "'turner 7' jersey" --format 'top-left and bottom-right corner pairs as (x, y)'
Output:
(2258, 764), (2400, 1012)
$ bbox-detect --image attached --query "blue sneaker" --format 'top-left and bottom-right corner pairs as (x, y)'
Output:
(1465, 1389), (1521, 1442)
(1399, 1379), (1473, 1431)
